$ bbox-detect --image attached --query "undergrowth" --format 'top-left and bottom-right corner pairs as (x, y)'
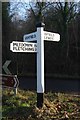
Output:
(2, 88), (80, 120)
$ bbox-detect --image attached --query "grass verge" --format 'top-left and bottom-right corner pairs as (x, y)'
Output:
(2, 88), (80, 120)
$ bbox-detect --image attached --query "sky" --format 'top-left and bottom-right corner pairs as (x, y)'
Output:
(11, 0), (80, 2)
(9, 0), (80, 21)
(10, 1), (29, 20)
(1, 0), (80, 2)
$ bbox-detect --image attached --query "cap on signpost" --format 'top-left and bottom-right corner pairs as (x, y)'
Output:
(36, 22), (45, 28)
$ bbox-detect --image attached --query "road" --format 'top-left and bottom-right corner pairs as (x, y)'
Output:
(18, 76), (80, 93)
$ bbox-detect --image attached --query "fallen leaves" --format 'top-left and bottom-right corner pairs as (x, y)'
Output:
(2, 89), (80, 120)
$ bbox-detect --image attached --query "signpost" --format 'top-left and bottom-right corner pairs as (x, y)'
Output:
(10, 22), (60, 108)
(10, 41), (37, 52)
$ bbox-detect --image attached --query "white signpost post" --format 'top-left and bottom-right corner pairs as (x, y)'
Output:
(10, 23), (60, 108)
(36, 24), (45, 108)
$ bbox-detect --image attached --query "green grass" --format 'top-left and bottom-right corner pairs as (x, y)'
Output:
(2, 88), (80, 120)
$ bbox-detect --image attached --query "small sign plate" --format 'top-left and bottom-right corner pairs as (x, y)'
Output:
(44, 31), (60, 41)
(0, 74), (19, 88)
(23, 32), (37, 42)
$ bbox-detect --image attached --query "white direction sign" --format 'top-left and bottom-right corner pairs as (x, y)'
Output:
(10, 41), (37, 53)
(44, 31), (60, 41)
(23, 31), (60, 42)
(23, 32), (37, 42)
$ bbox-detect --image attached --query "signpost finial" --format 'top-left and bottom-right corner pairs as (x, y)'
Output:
(36, 22), (45, 28)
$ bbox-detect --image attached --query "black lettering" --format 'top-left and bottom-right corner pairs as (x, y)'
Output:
(13, 43), (18, 46)
(13, 46), (17, 50)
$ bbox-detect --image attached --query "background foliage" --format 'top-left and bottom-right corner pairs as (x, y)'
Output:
(2, 1), (80, 77)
